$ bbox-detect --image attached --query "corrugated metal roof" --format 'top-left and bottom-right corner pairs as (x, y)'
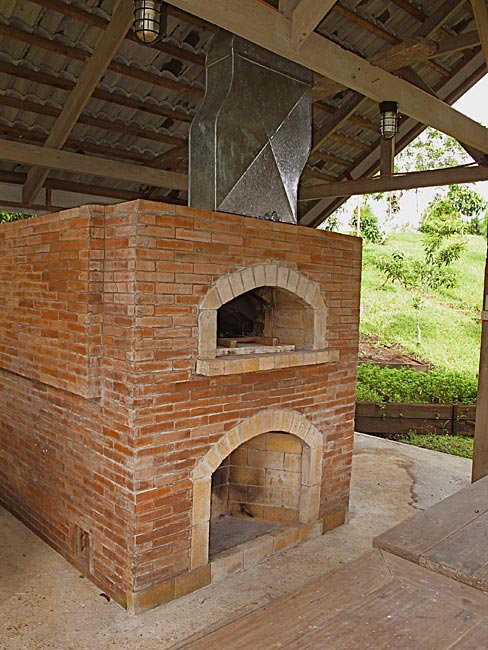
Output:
(0, 0), (485, 223)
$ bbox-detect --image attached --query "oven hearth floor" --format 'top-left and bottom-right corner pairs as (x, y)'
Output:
(209, 515), (283, 556)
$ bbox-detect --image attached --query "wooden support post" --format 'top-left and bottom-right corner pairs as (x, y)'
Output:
(380, 136), (395, 176)
(473, 239), (488, 482)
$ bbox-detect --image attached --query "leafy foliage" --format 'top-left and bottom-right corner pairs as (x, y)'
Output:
(395, 127), (470, 173)
(0, 211), (32, 224)
(356, 364), (478, 406)
(446, 184), (487, 235)
(319, 213), (340, 232)
(360, 233), (483, 374)
(349, 204), (383, 243)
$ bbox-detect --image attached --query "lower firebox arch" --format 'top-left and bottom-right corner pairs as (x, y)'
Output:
(190, 409), (323, 570)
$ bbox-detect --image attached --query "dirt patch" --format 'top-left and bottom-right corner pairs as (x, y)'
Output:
(358, 342), (428, 370)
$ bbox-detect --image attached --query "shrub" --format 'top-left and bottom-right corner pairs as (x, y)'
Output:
(0, 211), (31, 224)
(356, 364), (478, 406)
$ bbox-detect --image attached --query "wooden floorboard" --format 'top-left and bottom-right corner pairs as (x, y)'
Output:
(174, 550), (488, 649)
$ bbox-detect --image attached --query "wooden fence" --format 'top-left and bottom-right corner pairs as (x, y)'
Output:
(355, 402), (477, 437)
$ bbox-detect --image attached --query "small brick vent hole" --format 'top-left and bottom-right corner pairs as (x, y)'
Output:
(71, 524), (91, 571)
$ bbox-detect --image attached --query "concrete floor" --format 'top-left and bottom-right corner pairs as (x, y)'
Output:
(0, 434), (472, 650)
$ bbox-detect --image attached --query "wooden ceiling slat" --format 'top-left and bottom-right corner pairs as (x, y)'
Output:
(0, 60), (194, 124)
(311, 95), (368, 157)
(389, 0), (426, 23)
(22, 0), (134, 203)
(0, 23), (204, 99)
(0, 123), (159, 166)
(27, 0), (206, 65)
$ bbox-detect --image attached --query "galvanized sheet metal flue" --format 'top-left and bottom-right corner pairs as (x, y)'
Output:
(189, 30), (312, 223)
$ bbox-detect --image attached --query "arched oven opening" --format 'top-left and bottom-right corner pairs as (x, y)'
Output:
(216, 287), (312, 356)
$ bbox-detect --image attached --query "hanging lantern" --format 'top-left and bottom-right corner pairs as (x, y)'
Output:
(379, 101), (399, 139)
(133, 0), (166, 44)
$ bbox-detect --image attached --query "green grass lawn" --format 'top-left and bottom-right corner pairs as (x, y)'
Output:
(360, 233), (485, 375)
(358, 232), (485, 458)
(397, 432), (474, 459)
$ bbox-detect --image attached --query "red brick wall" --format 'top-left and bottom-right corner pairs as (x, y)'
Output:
(0, 200), (361, 606)
(0, 205), (104, 398)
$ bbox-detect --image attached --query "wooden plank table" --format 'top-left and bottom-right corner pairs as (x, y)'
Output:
(173, 549), (488, 649)
(374, 474), (488, 592)
(174, 476), (488, 649)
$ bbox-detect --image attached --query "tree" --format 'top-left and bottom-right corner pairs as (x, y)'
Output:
(369, 128), (475, 228)
(349, 203), (383, 243)
(446, 184), (486, 235)
(318, 212), (340, 232)
(376, 203), (466, 345)
(396, 127), (470, 172)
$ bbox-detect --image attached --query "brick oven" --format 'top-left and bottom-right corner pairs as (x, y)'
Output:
(0, 199), (361, 612)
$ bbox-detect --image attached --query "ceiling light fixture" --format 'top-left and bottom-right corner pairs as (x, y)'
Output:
(380, 101), (399, 139)
(133, 0), (167, 44)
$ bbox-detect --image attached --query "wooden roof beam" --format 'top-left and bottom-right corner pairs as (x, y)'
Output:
(165, 0), (488, 153)
(0, 139), (188, 191)
(471, 0), (488, 67)
(299, 165), (488, 201)
(22, 0), (133, 203)
(330, 3), (449, 77)
(0, 170), (143, 203)
(313, 37), (438, 100)
(290, 0), (337, 49)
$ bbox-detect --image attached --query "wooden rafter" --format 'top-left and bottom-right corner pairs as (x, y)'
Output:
(0, 23), (203, 99)
(165, 0), (488, 153)
(22, 0), (133, 203)
(0, 95), (185, 148)
(0, 60), (194, 125)
(22, 0), (207, 65)
(290, 0), (337, 49)
(313, 37), (438, 100)
(0, 139), (188, 192)
(0, 123), (184, 170)
(299, 165), (488, 200)
(0, 170), (165, 206)
(471, 0), (488, 67)
(300, 60), (488, 228)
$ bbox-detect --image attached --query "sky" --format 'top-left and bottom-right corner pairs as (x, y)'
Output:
(337, 74), (488, 232)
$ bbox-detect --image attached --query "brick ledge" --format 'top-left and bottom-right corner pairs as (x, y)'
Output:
(196, 348), (340, 376)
